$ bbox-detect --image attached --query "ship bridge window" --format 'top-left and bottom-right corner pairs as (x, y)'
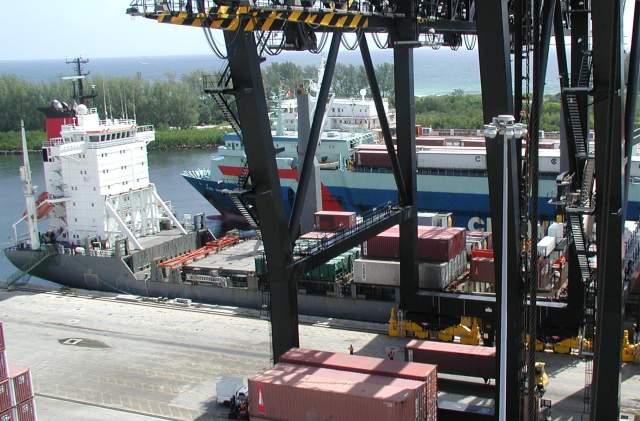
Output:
(90, 135), (99, 142)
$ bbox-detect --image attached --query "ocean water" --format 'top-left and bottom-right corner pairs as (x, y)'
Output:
(0, 47), (562, 96)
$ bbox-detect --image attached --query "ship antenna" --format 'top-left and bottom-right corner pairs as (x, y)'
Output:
(123, 90), (129, 120)
(120, 89), (125, 119)
(102, 80), (108, 120)
(132, 96), (137, 121)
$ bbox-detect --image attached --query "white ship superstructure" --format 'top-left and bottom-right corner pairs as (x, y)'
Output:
(278, 59), (395, 131)
(41, 104), (184, 250)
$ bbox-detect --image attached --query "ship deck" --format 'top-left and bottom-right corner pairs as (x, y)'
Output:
(1, 287), (639, 420)
(185, 239), (262, 273)
(136, 228), (188, 249)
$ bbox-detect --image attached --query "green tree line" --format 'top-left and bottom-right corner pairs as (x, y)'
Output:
(1, 61), (574, 146)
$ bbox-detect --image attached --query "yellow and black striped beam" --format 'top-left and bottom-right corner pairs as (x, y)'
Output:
(150, 5), (377, 32)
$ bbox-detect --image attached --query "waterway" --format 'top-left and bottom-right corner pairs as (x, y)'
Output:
(0, 149), (216, 285)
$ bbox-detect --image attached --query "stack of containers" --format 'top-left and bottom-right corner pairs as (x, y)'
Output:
(249, 348), (437, 421)
(358, 225), (467, 290)
(0, 323), (37, 421)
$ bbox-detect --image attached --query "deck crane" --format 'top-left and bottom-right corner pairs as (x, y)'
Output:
(126, 1), (636, 420)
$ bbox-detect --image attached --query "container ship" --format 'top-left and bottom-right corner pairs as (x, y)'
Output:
(186, 129), (640, 232)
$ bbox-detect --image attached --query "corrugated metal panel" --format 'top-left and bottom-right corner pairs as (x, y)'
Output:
(0, 379), (15, 414)
(8, 369), (32, 405)
(249, 363), (427, 421)
(279, 348), (438, 420)
(364, 226), (466, 261)
(279, 348), (437, 382)
(470, 257), (495, 283)
(0, 407), (16, 421)
(406, 340), (495, 380)
(314, 211), (356, 231)
(353, 259), (400, 286)
(13, 398), (36, 421)
(0, 352), (7, 382)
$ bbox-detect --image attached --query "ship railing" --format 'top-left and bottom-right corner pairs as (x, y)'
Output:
(99, 118), (138, 126)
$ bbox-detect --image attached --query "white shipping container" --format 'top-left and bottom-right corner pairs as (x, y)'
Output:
(353, 259), (400, 286)
(418, 261), (450, 289)
(417, 212), (437, 226)
(547, 222), (565, 241)
(537, 236), (556, 257)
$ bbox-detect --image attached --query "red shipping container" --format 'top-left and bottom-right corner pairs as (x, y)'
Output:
(9, 369), (32, 405)
(364, 225), (465, 261)
(279, 348), (437, 421)
(0, 352), (7, 382)
(0, 379), (15, 414)
(13, 398), (36, 421)
(0, 322), (5, 351)
(249, 363), (429, 421)
(406, 340), (496, 381)
(355, 150), (392, 168)
(314, 211), (356, 231)
(0, 408), (15, 421)
(470, 257), (495, 283)
(471, 248), (494, 259)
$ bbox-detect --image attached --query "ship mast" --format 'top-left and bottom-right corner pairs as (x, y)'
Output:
(19, 120), (40, 250)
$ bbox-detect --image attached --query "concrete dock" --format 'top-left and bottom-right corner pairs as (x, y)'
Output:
(0, 288), (638, 420)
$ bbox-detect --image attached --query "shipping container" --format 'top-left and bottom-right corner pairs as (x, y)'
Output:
(547, 222), (565, 241)
(0, 352), (7, 382)
(405, 340), (496, 381)
(537, 236), (556, 257)
(418, 260), (451, 290)
(13, 398), (35, 421)
(249, 363), (429, 421)
(363, 225), (465, 261)
(0, 323), (4, 351)
(314, 211), (356, 231)
(354, 255), (464, 290)
(0, 408), (15, 421)
(0, 379), (15, 414)
(470, 257), (495, 283)
(353, 259), (400, 286)
(354, 149), (392, 168)
(8, 369), (32, 405)
(279, 348), (437, 420)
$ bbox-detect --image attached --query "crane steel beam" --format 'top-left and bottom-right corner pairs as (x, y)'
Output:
(288, 31), (341, 241)
(358, 33), (408, 205)
(392, 1), (420, 313)
(591, 0), (625, 418)
(624, 0), (640, 217)
(476, 0), (521, 419)
(223, 31), (299, 362)
(127, 4), (478, 33)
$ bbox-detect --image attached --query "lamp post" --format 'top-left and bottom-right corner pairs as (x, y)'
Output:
(484, 115), (527, 421)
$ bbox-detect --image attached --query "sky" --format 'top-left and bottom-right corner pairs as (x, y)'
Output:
(0, 0), (636, 61)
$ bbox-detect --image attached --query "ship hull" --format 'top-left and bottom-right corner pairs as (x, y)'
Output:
(184, 167), (636, 231)
(4, 248), (395, 323)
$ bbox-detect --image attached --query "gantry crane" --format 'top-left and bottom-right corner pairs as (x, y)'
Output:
(126, 1), (638, 419)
